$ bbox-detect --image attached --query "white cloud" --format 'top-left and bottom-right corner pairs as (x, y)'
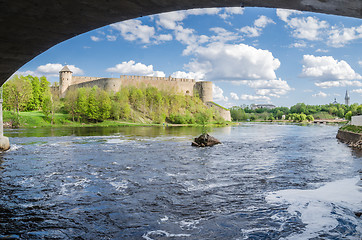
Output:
(106, 60), (165, 77)
(14, 70), (36, 77)
(277, 9), (328, 41)
(315, 80), (362, 88)
(237, 79), (293, 97)
(230, 92), (239, 100)
(170, 71), (204, 81)
(239, 26), (261, 37)
(327, 25), (362, 47)
(240, 94), (271, 102)
(219, 7), (244, 19)
(291, 41), (307, 48)
(312, 91), (328, 98)
(359, 61), (362, 67)
(239, 15), (274, 38)
(213, 84), (228, 102)
(37, 63), (84, 76)
(301, 55), (362, 82)
(276, 9), (302, 22)
(111, 19), (155, 43)
(106, 35), (117, 41)
(186, 43), (281, 81)
(209, 27), (242, 43)
(351, 89), (362, 94)
(316, 49), (329, 53)
(254, 15), (275, 28)
(90, 36), (102, 42)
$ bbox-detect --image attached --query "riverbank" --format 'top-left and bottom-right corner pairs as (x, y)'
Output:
(336, 125), (362, 149)
(3, 111), (231, 129)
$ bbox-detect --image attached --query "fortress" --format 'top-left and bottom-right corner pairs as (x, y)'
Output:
(58, 66), (231, 121)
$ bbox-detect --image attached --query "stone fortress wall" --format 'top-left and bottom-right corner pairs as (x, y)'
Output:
(59, 66), (231, 121)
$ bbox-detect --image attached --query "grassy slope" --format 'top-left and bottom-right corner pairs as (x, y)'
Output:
(3, 111), (230, 128)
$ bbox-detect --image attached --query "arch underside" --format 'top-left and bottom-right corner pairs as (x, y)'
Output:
(0, 0), (361, 85)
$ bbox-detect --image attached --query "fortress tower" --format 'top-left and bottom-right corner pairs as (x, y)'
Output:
(194, 81), (213, 103)
(59, 65), (73, 98)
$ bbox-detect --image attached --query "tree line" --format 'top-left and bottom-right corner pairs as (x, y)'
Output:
(230, 102), (362, 122)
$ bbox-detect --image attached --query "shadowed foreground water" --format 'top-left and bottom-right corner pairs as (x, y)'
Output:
(0, 123), (361, 239)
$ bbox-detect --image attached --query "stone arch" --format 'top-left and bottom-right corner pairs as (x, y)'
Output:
(0, 0), (361, 85)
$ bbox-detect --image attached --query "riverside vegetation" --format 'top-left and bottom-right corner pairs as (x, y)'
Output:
(3, 75), (226, 128)
(230, 102), (362, 122)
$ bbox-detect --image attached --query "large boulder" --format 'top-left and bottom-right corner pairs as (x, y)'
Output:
(192, 133), (221, 147)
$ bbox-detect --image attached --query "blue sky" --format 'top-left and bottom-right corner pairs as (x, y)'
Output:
(16, 7), (362, 107)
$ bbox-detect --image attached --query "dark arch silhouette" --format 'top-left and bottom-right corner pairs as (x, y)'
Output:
(0, 0), (361, 85)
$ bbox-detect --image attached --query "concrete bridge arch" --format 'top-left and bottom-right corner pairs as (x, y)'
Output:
(0, 0), (361, 85)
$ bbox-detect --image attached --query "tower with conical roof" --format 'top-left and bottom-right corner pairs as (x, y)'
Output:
(59, 65), (73, 98)
(345, 90), (350, 106)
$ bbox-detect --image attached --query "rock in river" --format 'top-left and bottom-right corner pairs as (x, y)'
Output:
(192, 133), (221, 147)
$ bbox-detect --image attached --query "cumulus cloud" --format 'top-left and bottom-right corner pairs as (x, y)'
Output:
(213, 84), (228, 102)
(106, 35), (117, 41)
(106, 60), (165, 77)
(37, 63), (84, 76)
(237, 79), (292, 97)
(239, 15), (275, 38)
(111, 19), (155, 43)
(327, 25), (362, 47)
(301, 55), (362, 84)
(240, 94), (271, 102)
(315, 81), (362, 88)
(312, 91), (328, 98)
(276, 9), (302, 22)
(186, 43), (280, 81)
(351, 89), (362, 94)
(290, 41), (307, 48)
(219, 7), (244, 19)
(230, 92), (239, 100)
(277, 9), (328, 41)
(90, 36), (102, 42)
(170, 71), (204, 81)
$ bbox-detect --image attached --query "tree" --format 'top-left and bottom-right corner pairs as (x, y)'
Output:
(27, 75), (42, 110)
(64, 89), (78, 121)
(345, 111), (353, 120)
(86, 87), (100, 122)
(306, 115), (314, 122)
(3, 75), (33, 114)
(42, 93), (52, 121)
(76, 88), (89, 121)
(97, 89), (111, 121)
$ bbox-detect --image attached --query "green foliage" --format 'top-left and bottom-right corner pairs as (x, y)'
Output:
(306, 115), (314, 122)
(42, 93), (52, 120)
(340, 124), (362, 133)
(60, 85), (214, 124)
(3, 75), (33, 113)
(345, 111), (353, 120)
(230, 102), (361, 122)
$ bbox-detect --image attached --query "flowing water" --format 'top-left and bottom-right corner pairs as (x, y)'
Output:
(0, 123), (361, 239)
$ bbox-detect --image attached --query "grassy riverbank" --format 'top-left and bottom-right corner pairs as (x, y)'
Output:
(339, 124), (362, 134)
(4, 111), (230, 128)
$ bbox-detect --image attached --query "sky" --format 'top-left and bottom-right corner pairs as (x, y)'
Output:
(15, 7), (362, 108)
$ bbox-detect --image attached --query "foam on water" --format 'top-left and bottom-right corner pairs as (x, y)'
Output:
(142, 230), (191, 240)
(266, 177), (362, 239)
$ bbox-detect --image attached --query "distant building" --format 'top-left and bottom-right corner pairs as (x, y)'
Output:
(332, 98), (338, 104)
(345, 90), (350, 106)
(251, 104), (276, 110)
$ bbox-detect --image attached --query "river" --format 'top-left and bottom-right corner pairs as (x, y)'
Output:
(0, 123), (361, 239)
